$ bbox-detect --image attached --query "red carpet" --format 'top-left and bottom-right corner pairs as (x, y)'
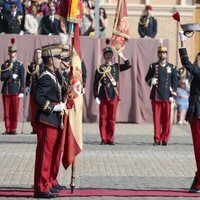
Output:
(0, 188), (200, 197)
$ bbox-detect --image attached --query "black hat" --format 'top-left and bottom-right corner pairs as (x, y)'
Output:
(42, 43), (62, 58)
(10, 1), (18, 6)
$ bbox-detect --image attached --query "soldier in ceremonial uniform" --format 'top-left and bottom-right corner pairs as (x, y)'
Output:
(145, 45), (178, 146)
(25, 48), (44, 134)
(34, 43), (67, 199)
(1, 38), (24, 135)
(138, 5), (157, 38)
(179, 31), (200, 193)
(93, 46), (131, 145)
(1, 1), (24, 34)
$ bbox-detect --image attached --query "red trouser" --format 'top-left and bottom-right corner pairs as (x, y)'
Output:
(2, 94), (20, 132)
(191, 119), (200, 188)
(34, 122), (62, 194)
(30, 95), (37, 132)
(99, 97), (119, 143)
(151, 100), (171, 143)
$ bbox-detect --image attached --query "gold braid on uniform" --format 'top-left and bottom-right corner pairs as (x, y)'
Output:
(27, 64), (39, 76)
(0, 62), (13, 72)
(97, 65), (111, 82)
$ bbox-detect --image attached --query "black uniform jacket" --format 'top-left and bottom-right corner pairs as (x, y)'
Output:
(34, 67), (64, 128)
(145, 62), (177, 100)
(25, 62), (45, 96)
(179, 48), (200, 119)
(2, 11), (23, 34)
(93, 60), (131, 100)
(138, 15), (157, 38)
(1, 60), (25, 94)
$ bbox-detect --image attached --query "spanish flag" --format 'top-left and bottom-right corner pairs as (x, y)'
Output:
(62, 23), (83, 169)
(57, 0), (83, 170)
(112, 0), (129, 52)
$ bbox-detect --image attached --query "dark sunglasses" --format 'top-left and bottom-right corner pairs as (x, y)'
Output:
(11, 5), (17, 8)
(54, 55), (61, 59)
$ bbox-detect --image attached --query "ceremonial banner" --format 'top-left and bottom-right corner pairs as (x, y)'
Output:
(112, 0), (129, 52)
(62, 23), (83, 169)
(57, 0), (82, 35)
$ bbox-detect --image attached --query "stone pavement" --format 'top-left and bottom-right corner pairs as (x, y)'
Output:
(0, 122), (199, 199)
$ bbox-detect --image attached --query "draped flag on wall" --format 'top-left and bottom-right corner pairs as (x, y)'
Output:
(57, 0), (83, 170)
(112, 0), (129, 52)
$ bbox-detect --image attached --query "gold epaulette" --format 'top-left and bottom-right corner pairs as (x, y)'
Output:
(0, 61), (13, 72)
(27, 63), (39, 76)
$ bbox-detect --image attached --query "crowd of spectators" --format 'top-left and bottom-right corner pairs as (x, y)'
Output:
(0, 0), (108, 37)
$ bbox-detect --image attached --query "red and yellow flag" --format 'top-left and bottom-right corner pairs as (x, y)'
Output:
(112, 0), (129, 52)
(57, 0), (83, 170)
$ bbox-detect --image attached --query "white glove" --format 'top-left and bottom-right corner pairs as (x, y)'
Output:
(169, 97), (175, 103)
(53, 102), (66, 112)
(151, 78), (157, 85)
(179, 31), (187, 42)
(95, 97), (100, 105)
(25, 87), (30, 94)
(18, 93), (24, 98)
(13, 74), (18, 79)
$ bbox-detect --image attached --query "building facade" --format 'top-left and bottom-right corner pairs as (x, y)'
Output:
(100, 0), (199, 67)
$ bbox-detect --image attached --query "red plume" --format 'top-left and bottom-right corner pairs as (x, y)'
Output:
(11, 38), (15, 44)
(145, 5), (152, 11)
(105, 38), (110, 45)
(172, 11), (180, 22)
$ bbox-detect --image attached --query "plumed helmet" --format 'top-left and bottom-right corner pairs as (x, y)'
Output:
(8, 38), (17, 52)
(103, 38), (113, 55)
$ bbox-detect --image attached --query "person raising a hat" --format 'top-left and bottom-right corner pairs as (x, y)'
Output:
(0, 38), (25, 135)
(145, 44), (178, 146)
(138, 4), (157, 38)
(33, 43), (67, 198)
(93, 40), (131, 145)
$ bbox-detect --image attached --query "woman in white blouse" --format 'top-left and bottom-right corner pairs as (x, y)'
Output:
(24, 5), (42, 35)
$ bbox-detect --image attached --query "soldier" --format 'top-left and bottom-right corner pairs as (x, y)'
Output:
(179, 31), (200, 193)
(1, 38), (25, 135)
(25, 48), (45, 134)
(138, 5), (157, 38)
(93, 45), (131, 145)
(1, 1), (24, 34)
(34, 43), (67, 199)
(145, 45), (178, 146)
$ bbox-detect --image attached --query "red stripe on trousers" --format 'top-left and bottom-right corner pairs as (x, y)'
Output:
(99, 96), (119, 143)
(2, 94), (19, 132)
(62, 115), (81, 170)
(191, 119), (200, 188)
(151, 100), (171, 143)
(34, 122), (62, 194)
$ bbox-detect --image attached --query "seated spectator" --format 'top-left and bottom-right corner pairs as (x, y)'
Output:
(24, 5), (42, 34)
(38, 0), (59, 16)
(41, 4), (62, 35)
(138, 5), (157, 38)
(1, 1), (24, 34)
(81, 0), (95, 36)
(99, 7), (108, 38)
(176, 79), (189, 125)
